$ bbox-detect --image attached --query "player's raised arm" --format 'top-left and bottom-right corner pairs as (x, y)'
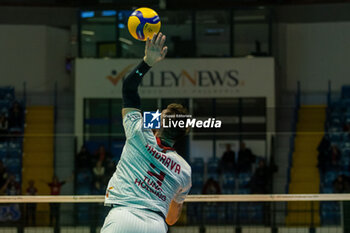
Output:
(122, 32), (168, 117)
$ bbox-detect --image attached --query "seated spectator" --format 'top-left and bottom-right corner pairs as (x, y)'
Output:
(219, 144), (236, 173)
(202, 178), (221, 194)
(0, 114), (8, 141)
(333, 175), (350, 193)
(8, 102), (23, 128)
(1, 175), (21, 195)
(318, 135), (330, 154)
(317, 137), (331, 173)
(93, 161), (106, 194)
(76, 146), (91, 170)
(94, 145), (111, 165)
(26, 180), (37, 226)
(237, 142), (255, 172)
(0, 161), (8, 188)
(250, 160), (270, 194)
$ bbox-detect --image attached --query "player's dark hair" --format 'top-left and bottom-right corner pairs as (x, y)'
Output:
(161, 103), (190, 142)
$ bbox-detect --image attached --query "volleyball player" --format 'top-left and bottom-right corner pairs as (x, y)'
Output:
(101, 32), (192, 233)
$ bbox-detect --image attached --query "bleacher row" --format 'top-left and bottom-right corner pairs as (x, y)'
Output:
(75, 140), (124, 194)
(190, 157), (253, 194)
(318, 86), (350, 225)
(189, 158), (266, 224)
(0, 142), (22, 181)
(0, 86), (24, 185)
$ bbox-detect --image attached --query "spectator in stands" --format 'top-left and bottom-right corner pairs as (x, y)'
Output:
(76, 145), (91, 170)
(219, 144), (236, 173)
(0, 161), (8, 188)
(202, 178), (221, 194)
(250, 160), (270, 194)
(237, 142), (255, 172)
(317, 136), (331, 173)
(0, 114), (8, 141)
(333, 175), (350, 193)
(26, 180), (37, 226)
(318, 135), (330, 154)
(2, 174), (20, 195)
(94, 145), (111, 165)
(93, 160), (106, 194)
(8, 101), (22, 129)
(45, 175), (73, 227)
(329, 145), (341, 168)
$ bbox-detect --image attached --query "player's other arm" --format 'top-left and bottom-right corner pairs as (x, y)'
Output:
(166, 200), (183, 226)
(166, 172), (192, 226)
(122, 33), (168, 118)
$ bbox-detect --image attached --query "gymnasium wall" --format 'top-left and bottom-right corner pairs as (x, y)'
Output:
(277, 22), (350, 94)
(0, 6), (76, 27)
(0, 25), (71, 93)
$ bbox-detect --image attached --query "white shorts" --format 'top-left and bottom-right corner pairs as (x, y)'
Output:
(101, 206), (168, 233)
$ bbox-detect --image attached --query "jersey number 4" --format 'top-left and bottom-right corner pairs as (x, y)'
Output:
(147, 163), (166, 187)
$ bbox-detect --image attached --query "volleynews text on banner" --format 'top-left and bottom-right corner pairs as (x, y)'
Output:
(75, 58), (275, 100)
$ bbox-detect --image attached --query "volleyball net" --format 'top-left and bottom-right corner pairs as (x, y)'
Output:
(0, 194), (347, 233)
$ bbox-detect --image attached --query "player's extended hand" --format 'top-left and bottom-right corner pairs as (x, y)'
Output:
(143, 32), (168, 67)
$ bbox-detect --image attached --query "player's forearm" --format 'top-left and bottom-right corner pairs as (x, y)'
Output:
(122, 60), (151, 109)
(166, 200), (183, 226)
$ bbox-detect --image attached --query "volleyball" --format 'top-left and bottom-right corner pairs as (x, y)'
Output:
(127, 7), (161, 41)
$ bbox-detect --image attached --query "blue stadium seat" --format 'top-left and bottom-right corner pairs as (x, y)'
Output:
(237, 172), (251, 188)
(341, 85), (350, 99)
(187, 203), (203, 224)
(320, 186), (333, 194)
(191, 158), (204, 174)
(237, 203), (263, 224)
(236, 188), (250, 194)
(77, 185), (91, 195)
(192, 174), (204, 190)
(0, 100), (10, 109)
(321, 202), (340, 225)
(207, 157), (220, 174)
(0, 87), (14, 100)
(84, 141), (109, 154)
(0, 148), (7, 159)
(222, 188), (235, 194)
(111, 141), (125, 160)
(222, 173), (235, 193)
(328, 126), (342, 133)
(203, 204), (219, 222)
(0, 107), (8, 117)
(323, 171), (337, 186)
(206, 173), (219, 181)
(342, 148), (350, 158)
(330, 102), (342, 113)
(6, 165), (21, 174)
(189, 187), (202, 194)
(77, 204), (91, 224)
(329, 133), (342, 142)
(8, 142), (20, 150)
(340, 156), (350, 170)
(342, 141), (350, 149)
